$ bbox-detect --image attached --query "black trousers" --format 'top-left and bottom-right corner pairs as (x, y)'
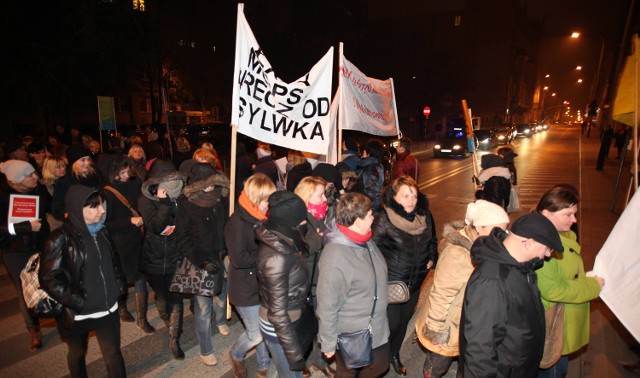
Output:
(146, 273), (183, 317)
(387, 289), (420, 357)
(335, 342), (390, 378)
(58, 311), (126, 378)
(2, 250), (39, 329)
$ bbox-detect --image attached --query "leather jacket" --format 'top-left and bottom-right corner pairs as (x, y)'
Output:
(256, 225), (310, 368)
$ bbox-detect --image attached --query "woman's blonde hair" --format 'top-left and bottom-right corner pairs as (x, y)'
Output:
(72, 157), (95, 178)
(288, 150), (307, 167)
(244, 173), (276, 206)
(42, 156), (67, 184)
(127, 144), (146, 160)
(388, 175), (419, 197)
(294, 176), (327, 206)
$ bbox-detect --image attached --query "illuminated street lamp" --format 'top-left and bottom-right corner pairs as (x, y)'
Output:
(576, 66), (582, 70)
(551, 92), (557, 96)
(544, 86), (549, 90)
(571, 31), (605, 100)
(577, 79), (583, 83)
(545, 74), (551, 78)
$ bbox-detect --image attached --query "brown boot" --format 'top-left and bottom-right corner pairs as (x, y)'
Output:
(29, 326), (42, 351)
(135, 293), (155, 334)
(228, 351), (247, 378)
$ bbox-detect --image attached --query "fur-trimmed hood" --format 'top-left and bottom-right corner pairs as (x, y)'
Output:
(142, 171), (187, 201)
(183, 172), (230, 208)
(441, 221), (476, 252)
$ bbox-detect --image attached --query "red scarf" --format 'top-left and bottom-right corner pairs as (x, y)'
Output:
(337, 224), (372, 244)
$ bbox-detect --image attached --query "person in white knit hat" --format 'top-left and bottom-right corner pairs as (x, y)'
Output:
(416, 200), (510, 378)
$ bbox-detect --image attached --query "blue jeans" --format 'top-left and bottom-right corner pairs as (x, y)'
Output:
(262, 333), (302, 378)
(537, 355), (569, 378)
(231, 305), (270, 370)
(194, 294), (221, 356)
(212, 277), (227, 326)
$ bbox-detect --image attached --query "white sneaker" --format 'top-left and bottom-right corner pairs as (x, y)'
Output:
(217, 324), (230, 336)
(200, 353), (217, 366)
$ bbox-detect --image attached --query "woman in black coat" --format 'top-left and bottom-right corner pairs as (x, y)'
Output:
(175, 163), (229, 366)
(225, 173), (275, 376)
(139, 159), (187, 359)
(40, 186), (127, 377)
(372, 176), (438, 376)
(103, 156), (153, 334)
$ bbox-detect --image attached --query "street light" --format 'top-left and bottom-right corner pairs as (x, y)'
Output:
(576, 66), (582, 70)
(571, 31), (605, 101)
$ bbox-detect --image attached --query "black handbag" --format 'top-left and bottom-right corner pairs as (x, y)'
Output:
(336, 247), (377, 369)
(293, 301), (319, 356)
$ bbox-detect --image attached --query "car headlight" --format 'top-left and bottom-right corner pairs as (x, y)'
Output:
(525, 128), (530, 133)
(434, 144), (441, 149)
(498, 135), (505, 140)
(481, 138), (489, 143)
(453, 145), (461, 150)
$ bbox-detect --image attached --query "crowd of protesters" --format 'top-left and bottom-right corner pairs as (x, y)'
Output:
(0, 126), (605, 378)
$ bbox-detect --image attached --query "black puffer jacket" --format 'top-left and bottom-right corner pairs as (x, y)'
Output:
(225, 204), (263, 307)
(460, 227), (545, 377)
(138, 171), (186, 276)
(256, 225), (310, 369)
(356, 156), (384, 212)
(372, 188), (437, 293)
(39, 185), (126, 329)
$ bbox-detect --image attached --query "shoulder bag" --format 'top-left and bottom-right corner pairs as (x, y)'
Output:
(169, 257), (221, 297)
(104, 185), (144, 234)
(388, 280), (410, 304)
(20, 253), (63, 317)
(539, 303), (564, 369)
(336, 247), (376, 369)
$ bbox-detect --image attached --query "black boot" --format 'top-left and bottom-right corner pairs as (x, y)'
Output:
(135, 293), (155, 334)
(118, 298), (134, 322)
(168, 303), (185, 360)
(156, 298), (170, 328)
(391, 354), (407, 376)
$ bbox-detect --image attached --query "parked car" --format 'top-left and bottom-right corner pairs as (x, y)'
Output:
(433, 129), (470, 158)
(474, 129), (497, 150)
(515, 123), (533, 138)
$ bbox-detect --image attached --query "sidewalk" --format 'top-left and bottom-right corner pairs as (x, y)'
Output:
(570, 133), (638, 377)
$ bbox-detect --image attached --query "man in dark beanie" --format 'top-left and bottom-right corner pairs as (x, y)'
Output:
(256, 190), (313, 376)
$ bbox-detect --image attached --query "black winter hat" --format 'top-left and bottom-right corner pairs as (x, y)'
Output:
(266, 191), (308, 231)
(481, 154), (504, 170)
(510, 213), (564, 252)
(66, 143), (91, 166)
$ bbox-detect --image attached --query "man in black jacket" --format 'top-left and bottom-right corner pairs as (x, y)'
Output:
(459, 213), (563, 378)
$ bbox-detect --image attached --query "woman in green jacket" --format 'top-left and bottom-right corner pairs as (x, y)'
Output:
(535, 187), (604, 377)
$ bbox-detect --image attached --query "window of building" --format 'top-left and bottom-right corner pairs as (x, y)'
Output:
(454, 15), (461, 27)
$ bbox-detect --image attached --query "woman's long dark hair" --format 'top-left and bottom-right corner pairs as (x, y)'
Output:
(535, 187), (578, 213)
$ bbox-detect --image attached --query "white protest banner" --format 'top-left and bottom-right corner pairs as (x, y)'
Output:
(592, 190), (640, 342)
(339, 52), (399, 136)
(231, 4), (334, 155)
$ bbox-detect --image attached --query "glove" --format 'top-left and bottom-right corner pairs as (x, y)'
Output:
(202, 259), (220, 275)
(288, 358), (306, 371)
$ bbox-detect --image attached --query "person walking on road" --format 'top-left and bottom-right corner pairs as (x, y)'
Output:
(0, 160), (50, 351)
(40, 186), (127, 377)
(535, 187), (604, 377)
(459, 213), (563, 377)
(475, 154), (511, 211)
(226, 173), (275, 377)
